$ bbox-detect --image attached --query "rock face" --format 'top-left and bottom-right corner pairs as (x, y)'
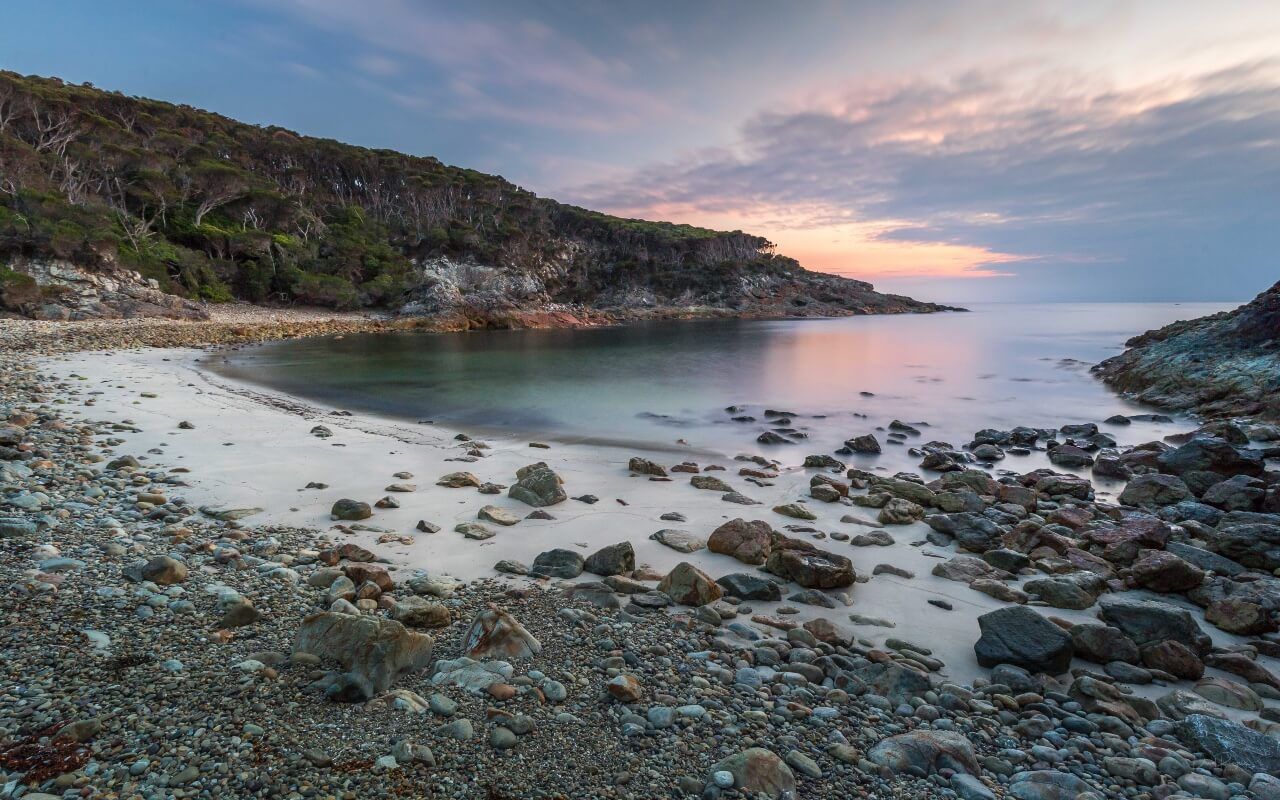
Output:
(293, 613), (433, 698)
(509, 462), (566, 507)
(973, 606), (1073, 673)
(0, 258), (209, 321)
(462, 606), (542, 660)
(1094, 280), (1280, 419)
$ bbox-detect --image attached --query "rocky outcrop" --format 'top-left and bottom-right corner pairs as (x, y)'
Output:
(1, 259), (208, 321)
(1094, 281), (1280, 419)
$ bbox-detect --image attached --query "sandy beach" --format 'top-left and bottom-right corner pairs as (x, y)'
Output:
(36, 343), (1268, 690)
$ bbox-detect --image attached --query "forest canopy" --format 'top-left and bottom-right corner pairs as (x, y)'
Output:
(0, 72), (792, 309)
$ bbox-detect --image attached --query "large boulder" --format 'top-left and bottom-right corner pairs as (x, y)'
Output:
(390, 596), (451, 629)
(649, 528), (706, 553)
(1130, 551), (1204, 593)
(293, 613), (433, 699)
(1119, 474), (1192, 507)
(658, 562), (722, 606)
(708, 748), (796, 799)
(708, 518), (775, 565)
(1023, 575), (1102, 610)
(1098, 596), (1211, 654)
(1158, 437), (1265, 480)
(716, 573), (782, 601)
(1178, 714), (1280, 775)
(1070, 623), (1140, 664)
(847, 660), (931, 705)
(1007, 771), (1099, 800)
(764, 542), (855, 589)
(508, 462), (566, 507)
(924, 513), (1004, 553)
(530, 548), (584, 579)
(869, 730), (980, 776)
(974, 606), (1073, 673)
(330, 499), (372, 521)
(1205, 518), (1280, 571)
(462, 606), (541, 660)
(583, 542), (635, 576)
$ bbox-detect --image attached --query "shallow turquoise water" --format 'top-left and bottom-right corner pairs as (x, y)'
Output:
(206, 302), (1235, 456)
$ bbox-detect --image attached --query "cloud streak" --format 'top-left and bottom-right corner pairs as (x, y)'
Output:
(571, 61), (1280, 298)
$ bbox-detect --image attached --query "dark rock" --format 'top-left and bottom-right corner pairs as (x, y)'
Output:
(1178, 714), (1280, 775)
(530, 548), (584, 579)
(974, 606), (1073, 673)
(1098, 596), (1211, 654)
(583, 542), (635, 576)
(716, 573), (782, 601)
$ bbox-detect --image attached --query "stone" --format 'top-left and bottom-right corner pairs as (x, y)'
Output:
(1023, 576), (1099, 610)
(1178, 714), (1280, 775)
(1119, 474), (1192, 507)
(1194, 676), (1262, 711)
(925, 513), (1003, 552)
(530, 548), (584, 578)
(708, 749), (796, 799)
(454, 522), (495, 540)
(627, 457), (667, 477)
(764, 543), (855, 589)
(462, 606), (541, 660)
(1205, 597), (1274, 635)
(478, 505), (521, 526)
(973, 606), (1073, 673)
(331, 499), (372, 520)
(1007, 770), (1096, 800)
(657, 562), (722, 606)
(932, 556), (1008, 583)
(508, 463), (566, 507)
(583, 541), (635, 576)
(649, 528), (705, 553)
(773, 502), (816, 520)
(1158, 437), (1265, 480)
(293, 613), (433, 699)
(869, 730), (980, 776)
(1141, 640), (1204, 680)
(716, 573), (782, 601)
(1130, 550), (1204, 592)
(1070, 623), (1140, 664)
(1098, 596), (1210, 654)
(390, 596), (451, 629)
(878, 497), (925, 525)
(847, 434), (881, 453)
(708, 518), (775, 565)
(606, 674), (643, 702)
(140, 555), (188, 585)
(437, 471), (481, 488)
(847, 661), (930, 705)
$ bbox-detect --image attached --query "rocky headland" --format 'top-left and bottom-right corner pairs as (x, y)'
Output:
(2, 315), (1280, 799)
(1095, 281), (1280, 421)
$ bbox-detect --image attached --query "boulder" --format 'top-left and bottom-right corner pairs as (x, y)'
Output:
(462, 606), (541, 660)
(1141, 640), (1204, 680)
(1130, 551), (1204, 593)
(773, 502), (817, 521)
(708, 518), (775, 565)
(846, 434), (881, 453)
(974, 606), (1073, 673)
(764, 543), (855, 589)
(293, 613), (433, 699)
(437, 471), (481, 488)
(878, 497), (925, 525)
(1178, 714), (1280, 775)
(1098, 596), (1211, 654)
(847, 660), (931, 705)
(1007, 771), (1098, 800)
(716, 573), (782, 601)
(330, 499), (372, 521)
(141, 555), (188, 585)
(478, 505), (521, 526)
(1158, 437), (1265, 480)
(657, 562), (722, 606)
(869, 730), (980, 776)
(691, 475), (733, 492)
(1206, 519), (1280, 571)
(508, 463), (566, 507)
(583, 542), (635, 576)
(649, 528), (706, 553)
(627, 457), (667, 477)
(924, 513), (1004, 553)
(708, 749), (796, 799)
(1023, 575), (1100, 610)
(390, 596), (451, 629)
(530, 548), (584, 579)
(1119, 474), (1192, 507)
(1070, 623), (1140, 664)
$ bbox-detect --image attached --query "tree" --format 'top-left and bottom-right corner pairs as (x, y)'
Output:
(188, 160), (250, 226)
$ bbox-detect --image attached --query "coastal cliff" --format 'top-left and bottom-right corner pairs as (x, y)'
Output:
(1095, 281), (1280, 420)
(0, 72), (948, 322)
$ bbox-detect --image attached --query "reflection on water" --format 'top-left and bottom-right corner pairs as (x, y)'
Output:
(206, 303), (1234, 455)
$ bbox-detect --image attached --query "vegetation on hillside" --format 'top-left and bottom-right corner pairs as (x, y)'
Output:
(0, 71), (791, 309)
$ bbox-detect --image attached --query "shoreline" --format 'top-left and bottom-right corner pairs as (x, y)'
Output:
(4, 310), (1280, 798)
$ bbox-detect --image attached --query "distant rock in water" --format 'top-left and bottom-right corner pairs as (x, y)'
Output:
(1094, 281), (1280, 419)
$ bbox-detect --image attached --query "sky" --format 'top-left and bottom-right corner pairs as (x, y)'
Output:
(2, 1), (1278, 303)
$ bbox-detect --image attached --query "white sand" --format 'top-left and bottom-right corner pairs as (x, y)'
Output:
(39, 346), (1270, 690)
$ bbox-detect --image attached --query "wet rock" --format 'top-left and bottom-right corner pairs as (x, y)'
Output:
(1070, 623), (1140, 664)
(1178, 714), (1280, 775)
(1141, 640), (1204, 680)
(1119, 474), (1192, 507)
(691, 475), (733, 492)
(773, 502), (816, 521)
(878, 497), (925, 525)
(1098, 596), (1211, 654)
(627, 457), (667, 477)
(436, 471), (481, 488)
(1023, 575), (1101, 610)
(924, 512), (1003, 552)
(846, 434), (881, 454)
(716, 573), (782, 601)
(974, 606), (1073, 673)
(765, 542), (855, 589)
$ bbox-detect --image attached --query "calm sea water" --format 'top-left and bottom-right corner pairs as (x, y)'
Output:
(206, 303), (1234, 457)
